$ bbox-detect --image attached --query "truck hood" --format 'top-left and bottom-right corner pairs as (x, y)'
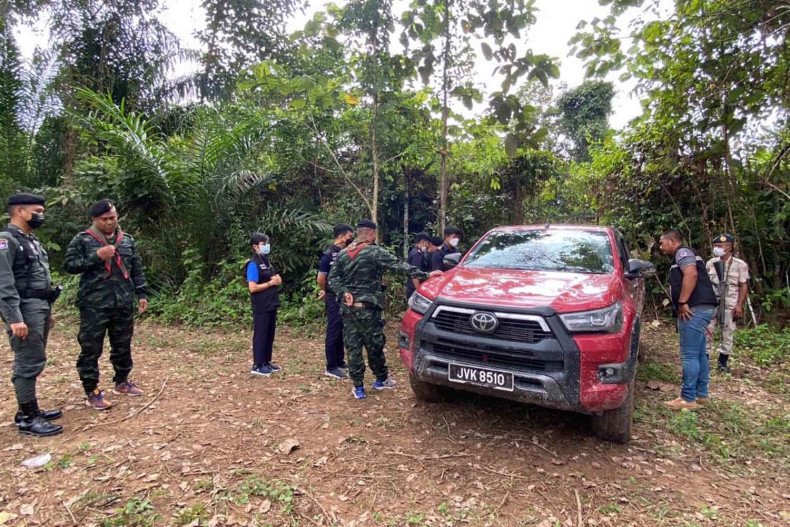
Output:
(420, 266), (622, 313)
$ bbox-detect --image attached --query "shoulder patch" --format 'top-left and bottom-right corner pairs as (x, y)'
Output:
(676, 248), (694, 259)
(0, 239), (7, 250)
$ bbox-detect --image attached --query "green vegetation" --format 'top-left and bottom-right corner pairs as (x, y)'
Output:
(734, 325), (790, 367)
(100, 498), (158, 527)
(0, 1), (786, 327)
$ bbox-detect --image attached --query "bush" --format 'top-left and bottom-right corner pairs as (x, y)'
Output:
(734, 324), (789, 366)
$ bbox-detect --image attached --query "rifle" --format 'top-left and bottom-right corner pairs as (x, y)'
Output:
(713, 260), (727, 326)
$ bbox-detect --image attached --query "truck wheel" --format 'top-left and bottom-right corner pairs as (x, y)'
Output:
(591, 379), (634, 444)
(409, 373), (447, 403)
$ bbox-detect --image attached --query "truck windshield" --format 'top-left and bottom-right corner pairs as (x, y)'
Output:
(464, 230), (615, 274)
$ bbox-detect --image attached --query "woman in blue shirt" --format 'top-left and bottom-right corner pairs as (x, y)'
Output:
(246, 233), (282, 376)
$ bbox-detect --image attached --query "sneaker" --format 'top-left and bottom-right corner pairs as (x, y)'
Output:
(86, 389), (113, 411)
(353, 386), (366, 399)
(266, 363), (282, 372)
(372, 377), (397, 390)
(251, 365), (273, 377)
(113, 380), (143, 396)
(325, 367), (348, 380)
(663, 397), (699, 410)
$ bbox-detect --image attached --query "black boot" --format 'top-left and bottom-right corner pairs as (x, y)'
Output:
(717, 353), (731, 374)
(13, 399), (62, 427)
(16, 401), (63, 437)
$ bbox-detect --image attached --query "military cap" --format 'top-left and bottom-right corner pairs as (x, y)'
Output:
(7, 192), (45, 207)
(444, 225), (462, 237)
(429, 236), (443, 247)
(357, 219), (377, 230)
(333, 223), (354, 238)
(414, 232), (431, 243)
(713, 233), (734, 244)
(249, 232), (269, 245)
(90, 199), (116, 217)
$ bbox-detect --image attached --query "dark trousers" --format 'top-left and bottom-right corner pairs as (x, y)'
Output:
(77, 305), (135, 393)
(342, 306), (387, 387)
(252, 309), (277, 366)
(8, 303), (51, 404)
(324, 296), (345, 369)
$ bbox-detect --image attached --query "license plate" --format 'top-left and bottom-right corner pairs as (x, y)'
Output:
(448, 363), (514, 392)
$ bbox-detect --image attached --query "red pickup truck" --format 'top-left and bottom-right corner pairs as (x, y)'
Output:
(399, 225), (655, 443)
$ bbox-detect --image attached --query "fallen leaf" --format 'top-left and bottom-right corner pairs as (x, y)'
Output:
(260, 500), (271, 514)
(277, 438), (300, 455)
(0, 512), (19, 525)
(20, 504), (34, 516)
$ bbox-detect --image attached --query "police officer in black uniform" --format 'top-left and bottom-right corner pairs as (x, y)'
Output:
(318, 224), (354, 379)
(0, 193), (63, 436)
(405, 232), (433, 300)
(245, 233), (282, 377)
(431, 226), (462, 271)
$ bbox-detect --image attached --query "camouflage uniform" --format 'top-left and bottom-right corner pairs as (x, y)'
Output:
(706, 256), (749, 357)
(0, 225), (53, 405)
(328, 241), (428, 387)
(64, 229), (147, 393)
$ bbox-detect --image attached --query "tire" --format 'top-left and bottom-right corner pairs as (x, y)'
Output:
(409, 372), (447, 403)
(591, 378), (634, 444)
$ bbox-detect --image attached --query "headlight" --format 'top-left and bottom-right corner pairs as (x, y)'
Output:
(560, 302), (623, 333)
(408, 292), (432, 315)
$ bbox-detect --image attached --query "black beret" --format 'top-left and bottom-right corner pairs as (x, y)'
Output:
(7, 193), (45, 207)
(249, 232), (269, 245)
(429, 236), (443, 247)
(414, 232), (431, 243)
(713, 233), (734, 244)
(444, 225), (462, 237)
(90, 199), (115, 217)
(333, 223), (354, 238)
(357, 219), (377, 230)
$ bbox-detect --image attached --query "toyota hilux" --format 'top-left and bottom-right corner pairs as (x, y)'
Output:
(399, 225), (654, 443)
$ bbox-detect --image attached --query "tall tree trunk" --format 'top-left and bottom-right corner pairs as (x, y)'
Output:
(370, 95), (380, 228)
(403, 166), (409, 258)
(439, 0), (451, 233)
(61, 125), (78, 186)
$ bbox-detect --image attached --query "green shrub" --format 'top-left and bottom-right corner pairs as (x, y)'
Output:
(734, 325), (789, 366)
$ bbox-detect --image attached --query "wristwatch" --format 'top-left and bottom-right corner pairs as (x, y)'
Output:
(678, 301), (688, 306)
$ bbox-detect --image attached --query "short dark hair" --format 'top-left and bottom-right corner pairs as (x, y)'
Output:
(357, 219), (377, 230)
(333, 224), (354, 238)
(249, 232), (269, 245)
(414, 232), (430, 243)
(444, 225), (462, 237)
(661, 230), (683, 243)
(90, 199), (115, 218)
(429, 236), (443, 247)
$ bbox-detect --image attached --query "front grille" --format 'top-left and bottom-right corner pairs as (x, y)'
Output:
(432, 310), (551, 343)
(432, 341), (563, 372)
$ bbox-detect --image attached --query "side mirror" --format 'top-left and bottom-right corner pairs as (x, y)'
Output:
(442, 252), (462, 270)
(625, 259), (655, 279)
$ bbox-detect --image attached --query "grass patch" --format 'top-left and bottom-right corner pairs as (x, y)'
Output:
(637, 360), (679, 383)
(237, 476), (295, 514)
(734, 325), (789, 366)
(100, 498), (158, 527)
(176, 503), (210, 526)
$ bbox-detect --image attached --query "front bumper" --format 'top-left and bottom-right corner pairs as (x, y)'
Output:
(399, 300), (632, 414)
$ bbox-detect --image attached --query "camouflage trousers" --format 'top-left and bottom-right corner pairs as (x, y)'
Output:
(5, 303), (51, 404)
(77, 305), (135, 393)
(707, 307), (736, 356)
(342, 305), (387, 388)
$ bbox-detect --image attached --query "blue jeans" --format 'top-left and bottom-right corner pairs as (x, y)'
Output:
(677, 306), (715, 401)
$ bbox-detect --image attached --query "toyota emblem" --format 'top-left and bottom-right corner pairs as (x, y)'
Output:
(470, 312), (499, 334)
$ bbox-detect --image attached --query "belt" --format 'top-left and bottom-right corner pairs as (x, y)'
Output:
(19, 289), (50, 300)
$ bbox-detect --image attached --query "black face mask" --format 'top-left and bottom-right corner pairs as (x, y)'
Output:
(345, 236), (354, 246)
(26, 212), (44, 230)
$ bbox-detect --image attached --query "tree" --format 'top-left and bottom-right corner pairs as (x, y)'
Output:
(402, 0), (558, 230)
(197, 0), (306, 99)
(555, 80), (615, 162)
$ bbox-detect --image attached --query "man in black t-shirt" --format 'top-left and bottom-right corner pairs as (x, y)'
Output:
(431, 226), (462, 271)
(405, 232), (433, 300)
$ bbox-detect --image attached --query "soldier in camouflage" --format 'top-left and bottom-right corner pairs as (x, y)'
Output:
(328, 219), (441, 399)
(1, 193), (63, 436)
(64, 200), (148, 410)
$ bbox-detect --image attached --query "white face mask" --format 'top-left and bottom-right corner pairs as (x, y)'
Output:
(713, 247), (726, 257)
(257, 243), (271, 255)
(448, 237), (460, 248)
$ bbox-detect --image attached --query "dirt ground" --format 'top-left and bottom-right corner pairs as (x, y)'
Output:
(0, 316), (787, 527)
